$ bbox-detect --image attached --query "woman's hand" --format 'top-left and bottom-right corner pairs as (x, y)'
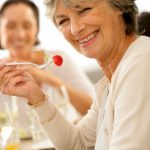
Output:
(0, 64), (45, 105)
(22, 65), (44, 85)
(25, 65), (64, 88)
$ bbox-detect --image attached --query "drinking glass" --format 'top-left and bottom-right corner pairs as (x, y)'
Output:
(0, 102), (20, 150)
(27, 108), (49, 143)
(4, 126), (20, 150)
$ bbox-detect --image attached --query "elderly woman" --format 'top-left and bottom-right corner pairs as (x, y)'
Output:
(0, 0), (150, 149)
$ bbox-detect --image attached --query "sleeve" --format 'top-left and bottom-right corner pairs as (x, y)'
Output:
(34, 96), (100, 150)
(110, 55), (150, 150)
(45, 50), (95, 98)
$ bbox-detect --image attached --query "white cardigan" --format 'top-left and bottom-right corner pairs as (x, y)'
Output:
(35, 36), (150, 150)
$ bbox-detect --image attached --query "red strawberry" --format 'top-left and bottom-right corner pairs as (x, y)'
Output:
(52, 55), (63, 66)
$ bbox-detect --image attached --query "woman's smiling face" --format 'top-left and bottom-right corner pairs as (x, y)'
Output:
(55, 0), (124, 61)
(0, 3), (38, 59)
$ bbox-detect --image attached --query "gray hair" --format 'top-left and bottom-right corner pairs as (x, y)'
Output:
(44, 0), (138, 35)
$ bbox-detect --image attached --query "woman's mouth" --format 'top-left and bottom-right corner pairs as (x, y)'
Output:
(79, 30), (99, 47)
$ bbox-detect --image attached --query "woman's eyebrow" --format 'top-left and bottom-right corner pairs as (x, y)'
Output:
(55, 14), (66, 19)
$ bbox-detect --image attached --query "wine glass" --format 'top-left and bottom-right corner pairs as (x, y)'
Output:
(0, 102), (20, 150)
(0, 103), (12, 149)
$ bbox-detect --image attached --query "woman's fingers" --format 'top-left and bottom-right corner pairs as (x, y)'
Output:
(1, 70), (24, 93)
(1, 70), (34, 97)
(0, 65), (15, 87)
(0, 64), (5, 69)
(0, 66), (25, 91)
(0, 65), (43, 101)
(2, 75), (25, 95)
(25, 65), (42, 85)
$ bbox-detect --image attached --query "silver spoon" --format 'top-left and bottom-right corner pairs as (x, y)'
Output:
(5, 56), (53, 69)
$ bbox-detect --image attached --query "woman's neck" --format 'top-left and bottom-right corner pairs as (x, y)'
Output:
(99, 34), (138, 81)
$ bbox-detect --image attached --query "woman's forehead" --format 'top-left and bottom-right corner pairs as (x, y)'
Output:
(58, 0), (98, 8)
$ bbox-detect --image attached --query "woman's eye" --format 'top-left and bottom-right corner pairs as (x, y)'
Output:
(58, 19), (68, 26)
(79, 7), (91, 14)
(24, 23), (31, 29)
(6, 23), (15, 29)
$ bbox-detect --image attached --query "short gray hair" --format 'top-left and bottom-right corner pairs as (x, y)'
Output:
(44, 0), (138, 35)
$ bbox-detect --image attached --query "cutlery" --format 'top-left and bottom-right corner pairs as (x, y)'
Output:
(5, 55), (63, 69)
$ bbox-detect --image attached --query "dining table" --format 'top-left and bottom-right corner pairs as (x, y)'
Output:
(21, 138), (56, 150)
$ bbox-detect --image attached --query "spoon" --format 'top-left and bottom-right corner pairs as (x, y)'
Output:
(5, 55), (63, 69)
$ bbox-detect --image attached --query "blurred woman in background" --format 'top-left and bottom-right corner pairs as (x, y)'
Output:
(0, 0), (95, 130)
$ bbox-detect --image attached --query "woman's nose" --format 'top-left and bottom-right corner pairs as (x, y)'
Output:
(70, 18), (85, 36)
(15, 27), (26, 38)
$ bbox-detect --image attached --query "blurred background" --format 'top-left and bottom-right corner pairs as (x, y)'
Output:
(0, 0), (149, 83)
